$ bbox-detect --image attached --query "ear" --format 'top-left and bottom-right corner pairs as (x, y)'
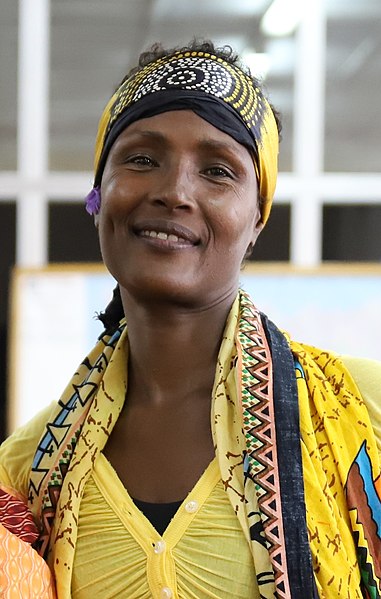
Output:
(94, 214), (100, 228)
(252, 216), (265, 241)
(249, 204), (265, 245)
(244, 201), (265, 259)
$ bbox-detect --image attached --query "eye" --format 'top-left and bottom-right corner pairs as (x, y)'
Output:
(126, 154), (158, 168)
(203, 165), (233, 179)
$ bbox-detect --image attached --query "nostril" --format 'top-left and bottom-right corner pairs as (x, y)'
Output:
(151, 195), (192, 210)
(153, 198), (167, 207)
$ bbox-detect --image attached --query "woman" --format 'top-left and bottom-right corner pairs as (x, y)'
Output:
(0, 40), (380, 599)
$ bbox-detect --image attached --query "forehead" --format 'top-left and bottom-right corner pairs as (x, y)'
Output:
(113, 110), (254, 161)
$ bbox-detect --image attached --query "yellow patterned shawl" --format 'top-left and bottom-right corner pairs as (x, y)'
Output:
(29, 291), (381, 598)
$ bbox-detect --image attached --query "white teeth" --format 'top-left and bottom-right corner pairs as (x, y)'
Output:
(142, 230), (183, 242)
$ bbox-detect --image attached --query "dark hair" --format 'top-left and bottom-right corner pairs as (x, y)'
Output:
(98, 284), (124, 336)
(98, 39), (282, 335)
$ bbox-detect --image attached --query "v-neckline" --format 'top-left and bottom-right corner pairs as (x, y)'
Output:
(93, 452), (220, 552)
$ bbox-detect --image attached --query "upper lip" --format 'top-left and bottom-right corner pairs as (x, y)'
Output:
(132, 220), (200, 244)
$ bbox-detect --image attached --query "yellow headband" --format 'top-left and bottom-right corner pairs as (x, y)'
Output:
(93, 51), (279, 223)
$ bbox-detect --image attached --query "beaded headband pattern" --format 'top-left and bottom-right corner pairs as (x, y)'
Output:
(89, 50), (279, 223)
(107, 53), (267, 145)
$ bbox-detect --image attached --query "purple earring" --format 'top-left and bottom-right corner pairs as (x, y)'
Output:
(85, 186), (101, 215)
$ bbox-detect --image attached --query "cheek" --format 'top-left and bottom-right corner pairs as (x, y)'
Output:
(101, 175), (126, 209)
(100, 173), (139, 223)
(228, 198), (260, 242)
(97, 180), (127, 245)
(208, 207), (256, 265)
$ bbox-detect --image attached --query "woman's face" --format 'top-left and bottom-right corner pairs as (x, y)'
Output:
(98, 110), (263, 308)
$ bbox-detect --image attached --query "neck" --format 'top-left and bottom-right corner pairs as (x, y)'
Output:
(120, 290), (237, 406)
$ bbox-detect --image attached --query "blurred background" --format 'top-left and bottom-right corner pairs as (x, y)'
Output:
(1, 0), (381, 439)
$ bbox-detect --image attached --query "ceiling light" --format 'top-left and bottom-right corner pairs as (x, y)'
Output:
(260, 0), (305, 37)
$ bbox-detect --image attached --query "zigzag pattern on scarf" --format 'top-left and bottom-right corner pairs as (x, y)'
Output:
(28, 329), (123, 558)
(238, 292), (290, 599)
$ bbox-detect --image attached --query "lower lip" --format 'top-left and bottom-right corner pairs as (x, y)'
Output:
(137, 234), (195, 250)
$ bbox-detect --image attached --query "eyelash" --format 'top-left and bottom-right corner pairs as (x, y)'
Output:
(203, 165), (233, 178)
(125, 155), (234, 179)
(127, 154), (158, 167)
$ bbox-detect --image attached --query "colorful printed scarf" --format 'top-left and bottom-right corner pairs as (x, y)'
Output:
(29, 291), (381, 598)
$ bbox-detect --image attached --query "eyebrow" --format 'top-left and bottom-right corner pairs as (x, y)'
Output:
(128, 130), (166, 141)
(120, 130), (242, 155)
(197, 138), (242, 155)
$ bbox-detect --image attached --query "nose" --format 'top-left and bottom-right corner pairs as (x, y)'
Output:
(150, 160), (195, 211)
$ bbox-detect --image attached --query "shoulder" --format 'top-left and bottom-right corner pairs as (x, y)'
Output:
(0, 402), (57, 498)
(340, 355), (381, 456)
(340, 354), (381, 395)
(292, 341), (381, 455)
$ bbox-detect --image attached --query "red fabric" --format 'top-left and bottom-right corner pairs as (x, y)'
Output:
(0, 485), (56, 598)
(0, 487), (39, 544)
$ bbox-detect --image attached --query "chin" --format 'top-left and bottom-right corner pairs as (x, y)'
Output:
(120, 273), (203, 307)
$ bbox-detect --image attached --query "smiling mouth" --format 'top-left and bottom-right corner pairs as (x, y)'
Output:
(140, 230), (190, 243)
(134, 221), (200, 248)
